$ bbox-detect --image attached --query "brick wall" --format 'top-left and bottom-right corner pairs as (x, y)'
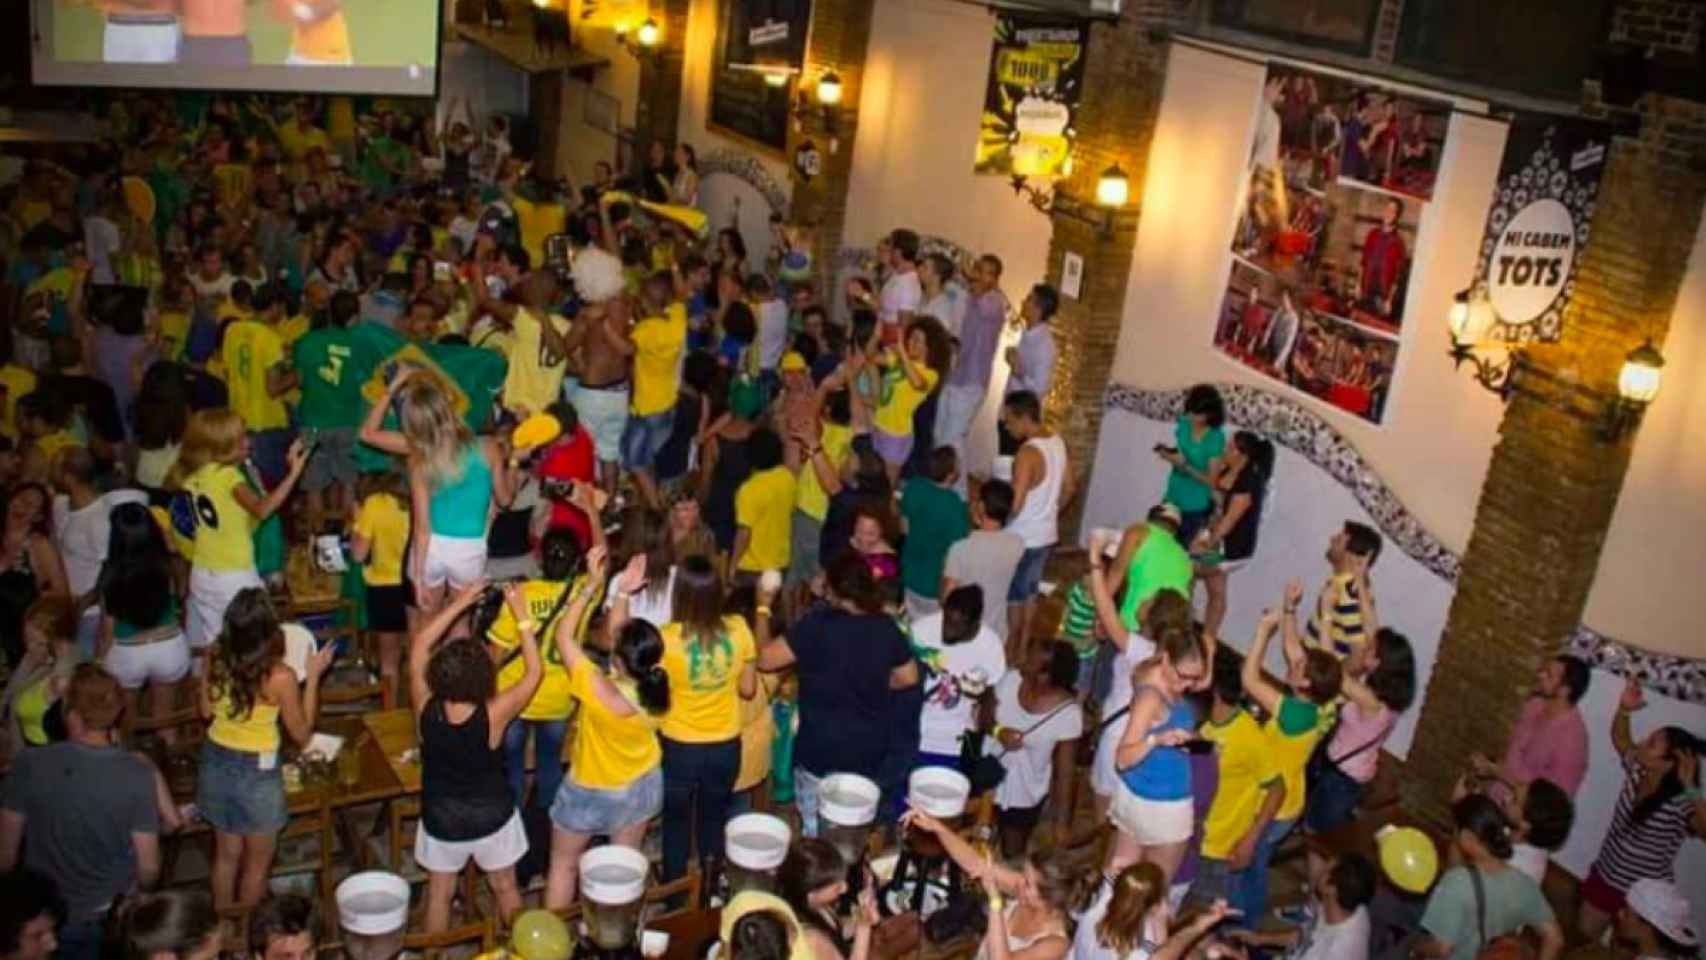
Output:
(1610, 0), (1704, 55)
(786, 0), (877, 295)
(633, 0), (692, 165)
(1041, 0), (1183, 534)
(1401, 93), (1706, 822)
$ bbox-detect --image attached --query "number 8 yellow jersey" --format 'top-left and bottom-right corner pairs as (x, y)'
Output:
(182, 463), (256, 573)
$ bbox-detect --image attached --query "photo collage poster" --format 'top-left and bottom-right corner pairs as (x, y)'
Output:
(1212, 65), (1451, 424)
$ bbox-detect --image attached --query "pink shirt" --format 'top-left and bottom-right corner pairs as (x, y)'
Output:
(1501, 698), (1590, 797)
(1326, 699), (1393, 783)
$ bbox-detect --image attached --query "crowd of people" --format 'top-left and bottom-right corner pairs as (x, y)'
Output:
(0, 88), (1698, 960)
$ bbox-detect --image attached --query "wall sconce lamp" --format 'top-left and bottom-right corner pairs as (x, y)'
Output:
(1448, 287), (1666, 442)
(1602, 339), (1665, 442)
(1445, 287), (1516, 396)
(1010, 163), (1129, 238)
(790, 69), (843, 153)
(613, 17), (661, 58)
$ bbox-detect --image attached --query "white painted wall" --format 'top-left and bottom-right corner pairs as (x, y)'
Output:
(437, 40), (530, 132)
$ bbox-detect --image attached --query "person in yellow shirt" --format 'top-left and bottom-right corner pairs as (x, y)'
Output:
(171, 409), (308, 652)
(221, 285), (300, 487)
(623, 273), (687, 510)
(544, 553), (670, 911)
(484, 530), (606, 811)
(510, 179), (567, 273)
(0, 350), (38, 444)
(608, 553), (755, 883)
(867, 318), (950, 483)
(732, 430), (796, 578)
(16, 390), (83, 484)
(480, 271), (569, 417)
(1191, 651), (1284, 908)
(786, 387), (852, 618)
(350, 470), (411, 708)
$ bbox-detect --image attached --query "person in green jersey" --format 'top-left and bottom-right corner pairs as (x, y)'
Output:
(1107, 504), (1195, 632)
(292, 290), (361, 520)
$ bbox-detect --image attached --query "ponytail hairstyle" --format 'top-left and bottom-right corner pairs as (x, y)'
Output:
(1093, 863), (1167, 956)
(615, 620), (670, 714)
(1453, 793), (1514, 860)
(1142, 588), (1194, 639)
(1232, 430), (1275, 486)
(114, 890), (219, 960)
(207, 588), (284, 721)
(1632, 727), (1700, 825)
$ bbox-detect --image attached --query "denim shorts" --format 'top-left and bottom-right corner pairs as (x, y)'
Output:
(621, 410), (675, 470)
(1007, 545), (1052, 603)
(197, 740), (288, 835)
(550, 766), (663, 835)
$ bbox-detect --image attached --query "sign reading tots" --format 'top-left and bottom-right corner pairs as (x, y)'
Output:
(1488, 198), (1576, 327)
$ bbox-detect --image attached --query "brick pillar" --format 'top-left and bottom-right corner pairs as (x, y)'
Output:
(633, 0), (691, 168)
(1401, 95), (1706, 823)
(785, 0), (876, 287)
(1042, 2), (1179, 535)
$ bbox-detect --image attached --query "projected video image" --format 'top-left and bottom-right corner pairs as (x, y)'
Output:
(35, 0), (440, 95)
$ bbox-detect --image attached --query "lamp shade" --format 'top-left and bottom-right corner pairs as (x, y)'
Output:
(1618, 340), (1665, 404)
(1447, 288), (1496, 345)
(817, 71), (843, 106)
(763, 69), (789, 87)
(1096, 164), (1129, 207)
(635, 17), (660, 47)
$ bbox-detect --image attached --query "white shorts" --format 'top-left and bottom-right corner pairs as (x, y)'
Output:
(1108, 787), (1194, 846)
(104, 630), (192, 690)
(423, 534), (487, 590)
(187, 567), (264, 650)
(104, 16), (180, 63)
(1091, 722), (1122, 798)
(414, 810), (528, 874)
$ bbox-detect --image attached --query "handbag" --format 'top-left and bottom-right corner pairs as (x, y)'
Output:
(962, 697), (1080, 796)
(1469, 867), (1538, 960)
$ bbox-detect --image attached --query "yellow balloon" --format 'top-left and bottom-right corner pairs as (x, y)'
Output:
(511, 910), (572, 960)
(1377, 826), (1440, 894)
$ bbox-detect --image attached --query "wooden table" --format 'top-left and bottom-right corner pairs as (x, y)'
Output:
(655, 908), (721, 960)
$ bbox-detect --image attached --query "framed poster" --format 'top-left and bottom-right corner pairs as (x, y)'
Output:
(1209, 0), (1383, 57)
(1212, 64), (1451, 425)
(974, 14), (1089, 178)
(709, 0), (814, 154)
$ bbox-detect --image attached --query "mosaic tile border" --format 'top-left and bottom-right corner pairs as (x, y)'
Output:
(699, 149), (792, 221)
(1106, 380), (1706, 704)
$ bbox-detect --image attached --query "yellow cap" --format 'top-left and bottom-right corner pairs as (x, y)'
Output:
(780, 351), (808, 373)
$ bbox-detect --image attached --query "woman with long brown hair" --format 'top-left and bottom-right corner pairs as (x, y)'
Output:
(612, 553), (755, 882)
(1071, 862), (1232, 960)
(776, 838), (880, 960)
(901, 807), (1073, 960)
(196, 588), (334, 912)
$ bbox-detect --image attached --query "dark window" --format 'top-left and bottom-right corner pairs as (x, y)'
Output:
(1395, 0), (1613, 101)
(1208, 0), (1383, 57)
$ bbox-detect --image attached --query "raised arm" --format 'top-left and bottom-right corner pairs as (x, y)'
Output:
(486, 584), (544, 737)
(359, 370), (414, 455)
(1280, 579), (1307, 670)
(233, 439), (308, 522)
(1242, 609), (1285, 716)
(410, 581), (487, 718)
(1612, 675), (1643, 757)
(1087, 536), (1133, 652)
(901, 808), (1025, 893)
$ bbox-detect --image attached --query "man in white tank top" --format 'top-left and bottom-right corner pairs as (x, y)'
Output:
(998, 390), (1072, 659)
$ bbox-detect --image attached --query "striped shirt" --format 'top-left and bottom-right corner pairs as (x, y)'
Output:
(1307, 573), (1365, 658)
(1058, 578), (1097, 656)
(1591, 749), (1696, 890)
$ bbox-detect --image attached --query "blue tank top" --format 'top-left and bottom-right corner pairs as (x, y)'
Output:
(429, 444), (494, 539)
(1118, 686), (1195, 802)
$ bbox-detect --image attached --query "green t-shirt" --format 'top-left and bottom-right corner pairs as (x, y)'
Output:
(293, 328), (361, 429)
(361, 136), (410, 191)
(1163, 416), (1226, 514)
(1057, 579), (1098, 654)
(1421, 865), (1554, 960)
(898, 477), (970, 600)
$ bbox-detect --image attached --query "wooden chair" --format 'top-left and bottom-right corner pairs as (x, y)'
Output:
(314, 614), (384, 710)
(388, 794), (424, 876)
(401, 862), (497, 959)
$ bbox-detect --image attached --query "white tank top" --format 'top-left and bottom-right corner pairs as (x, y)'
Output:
(1007, 434), (1066, 549)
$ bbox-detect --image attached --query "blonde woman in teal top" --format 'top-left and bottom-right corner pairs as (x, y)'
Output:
(361, 369), (514, 619)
